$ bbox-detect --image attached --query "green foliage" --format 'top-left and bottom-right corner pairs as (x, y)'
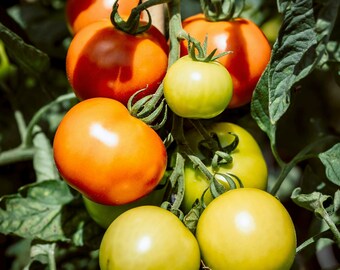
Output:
(0, 0), (340, 269)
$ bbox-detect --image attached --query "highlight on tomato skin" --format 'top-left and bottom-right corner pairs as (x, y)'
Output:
(196, 188), (297, 270)
(65, 0), (140, 35)
(99, 205), (201, 270)
(163, 55), (233, 119)
(65, 19), (169, 106)
(181, 14), (272, 108)
(53, 97), (168, 206)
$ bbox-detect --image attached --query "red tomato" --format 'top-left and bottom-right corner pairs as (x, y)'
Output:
(66, 19), (168, 105)
(65, 0), (140, 34)
(53, 97), (167, 205)
(181, 14), (271, 108)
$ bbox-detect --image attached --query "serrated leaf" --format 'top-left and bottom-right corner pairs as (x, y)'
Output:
(0, 180), (103, 247)
(0, 180), (73, 242)
(251, 0), (339, 140)
(32, 126), (60, 182)
(0, 22), (49, 74)
(291, 187), (332, 216)
(250, 68), (277, 143)
(319, 143), (340, 186)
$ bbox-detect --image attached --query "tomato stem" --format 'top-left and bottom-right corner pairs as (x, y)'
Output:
(270, 135), (337, 195)
(111, 0), (171, 35)
(24, 93), (77, 147)
(200, 0), (245, 21)
(128, 0), (183, 127)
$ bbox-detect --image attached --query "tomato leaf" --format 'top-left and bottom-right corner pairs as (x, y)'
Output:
(32, 126), (60, 182)
(0, 180), (73, 242)
(319, 143), (340, 186)
(292, 188), (340, 247)
(291, 188), (332, 216)
(0, 22), (49, 74)
(0, 180), (103, 247)
(251, 0), (339, 141)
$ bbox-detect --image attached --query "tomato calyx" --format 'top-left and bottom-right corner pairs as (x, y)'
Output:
(200, 0), (245, 22)
(110, 0), (152, 35)
(187, 35), (229, 62)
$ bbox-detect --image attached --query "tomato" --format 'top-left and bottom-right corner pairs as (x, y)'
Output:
(261, 15), (282, 45)
(53, 97), (167, 205)
(65, 0), (140, 34)
(163, 55), (233, 119)
(181, 14), (271, 108)
(99, 205), (201, 270)
(181, 122), (268, 213)
(83, 181), (167, 228)
(196, 188), (296, 270)
(66, 19), (168, 106)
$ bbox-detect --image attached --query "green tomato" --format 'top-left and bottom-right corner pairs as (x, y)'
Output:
(83, 183), (167, 228)
(181, 122), (268, 213)
(196, 188), (296, 270)
(99, 205), (201, 270)
(163, 55), (233, 119)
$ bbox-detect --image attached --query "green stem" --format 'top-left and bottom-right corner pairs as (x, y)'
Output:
(270, 135), (337, 195)
(48, 243), (57, 270)
(0, 146), (35, 166)
(167, 0), (183, 67)
(0, 82), (27, 143)
(24, 92), (76, 147)
(296, 229), (334, 253)
(270, 154), (315, 195)
(321, 210), (340, 248)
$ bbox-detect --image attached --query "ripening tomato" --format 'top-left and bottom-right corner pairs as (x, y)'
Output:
(196, 188), (296, 270)
(99, 206), (201, 270)
(66, 19), (168, 105)
(163, 55), (233, 119)
(181, 14), (271, 108)
(65, 0), (140, 34)
(181, 122), (268, 213)
(53, 97), (167, 205)
(83, 181), (167, 228)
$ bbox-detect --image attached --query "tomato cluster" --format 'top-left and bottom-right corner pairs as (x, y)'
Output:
(54, 1), (296, 269)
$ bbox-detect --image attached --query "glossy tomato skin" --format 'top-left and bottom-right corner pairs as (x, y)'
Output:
(83, 181), (167, 228)
(181, 122), (268, 213)
(65, 0), (139, 34)
(66, 20), (168, 105)
(99, 206), (201, 270)
(181, 14), (271, 108)
(163, 55), (233, 119)
(196, 188), (296, 270)
(53, 97), (167, 205)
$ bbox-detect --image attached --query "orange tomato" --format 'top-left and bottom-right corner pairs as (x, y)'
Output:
(181, 14), (271, 108)
(65, 0), (140, 34)
(66, 19), (168, 105)
(53, 97), (167, 205)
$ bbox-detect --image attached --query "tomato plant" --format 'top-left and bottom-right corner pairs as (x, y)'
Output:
(181, 122), (268, 213)
(196, 188), (297, 270)
(0, 1), (339, 270)
(65, 0), (140, 34)
(66, 19), (168, 105)
(99, 205), (201, 270)
(163, 55), (233, 119)
(181, 14), (271, 108)
(83, 181), (167, 228)
(53, 97), (167, 205)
